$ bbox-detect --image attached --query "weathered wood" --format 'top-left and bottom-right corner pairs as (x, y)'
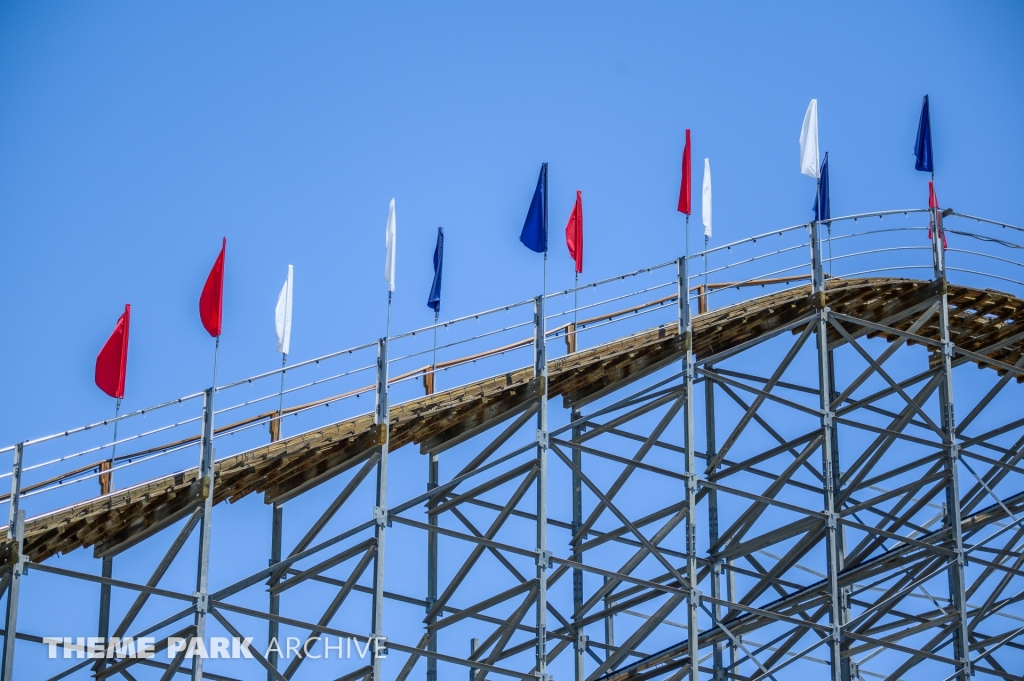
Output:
(6, 278), (1024, 564)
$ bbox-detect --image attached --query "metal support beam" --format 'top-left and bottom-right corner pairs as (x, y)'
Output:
(932, 205), (972, 681)
(427, 450), (439, 681)
(372, 336), (391, 681)
(810, 217), (845, 681)
(705, 369), (727, 681)
(533, 295), (550, 681)
(192, 387), (216, 681)
(679, 255), (700, 681)
(571, 406), (585, 681)
(0, 443), (25, 681)
(266, 502), (282, 681)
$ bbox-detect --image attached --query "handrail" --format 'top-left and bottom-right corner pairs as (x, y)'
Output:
(4, 206), (1020, 466)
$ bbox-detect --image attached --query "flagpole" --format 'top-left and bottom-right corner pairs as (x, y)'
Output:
(429, 306), (439, 395)
(573, 271), (578, 351)
(109, 398), (121, 491)
(277, 353), (287, 438)
(703, 234), (709, 313)
(212, 336), (221, 391)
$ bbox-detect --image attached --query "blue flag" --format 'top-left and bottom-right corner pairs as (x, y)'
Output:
(519, 163), (548, 253)
(813, 153), (830, 222)
(914, 95), (933, 173)
(427, 227), (443, 313)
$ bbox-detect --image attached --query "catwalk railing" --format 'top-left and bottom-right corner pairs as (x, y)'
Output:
(2, 206), (1023, 681)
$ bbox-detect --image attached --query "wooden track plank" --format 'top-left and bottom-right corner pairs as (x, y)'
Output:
(6, 278), (1024, 563)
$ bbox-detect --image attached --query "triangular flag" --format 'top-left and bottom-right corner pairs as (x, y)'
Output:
(384, 199), (397, 292)
(199, 238), (226, 337)
(565, 191), (583, 274)
(677, 129), (692, 215)
(813, 153), (830, 222)
(427, 227), (443, 312)
(799, 99), (820, 179)
(275, 265), (294, 355)
(702, 159), (712, 239)
(95, 304), (130, 399)
(928, 181), (947, 249)
(914, 95), (933, 173)
(520, 163), (548, 253)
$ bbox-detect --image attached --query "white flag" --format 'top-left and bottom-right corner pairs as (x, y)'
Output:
(799, 99), (820, 178)
(275, 264), (294, 355)
(702, 158), (712, 239)
(384, 198), (396, 292)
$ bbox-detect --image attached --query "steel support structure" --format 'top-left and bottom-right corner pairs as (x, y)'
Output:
(3, 235), (1023, 681)
(192, 387), (217, 681)
(372, 336), (392, 681)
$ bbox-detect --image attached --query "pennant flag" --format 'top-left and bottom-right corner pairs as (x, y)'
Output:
(520, 163), (548, 253)
(813, 153), (830, 222)
(702, 158), (712, 238)
(95, 304), (131, 399)
(427, 227), (444, 312)
(914, 95), (933, 173)
(565, 191), (583, 274)
(384, 199), (397, 292)
(928, 181), (947, 248)
(677, 129), (692, 214)
(199, 238), (226, 337)
(799, 99), (820, 178)
(275, 265), (294, 355)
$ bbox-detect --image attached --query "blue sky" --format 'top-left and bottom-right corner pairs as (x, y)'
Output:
(1, 2), (1022, 439)
(1, 3), (1022, 678)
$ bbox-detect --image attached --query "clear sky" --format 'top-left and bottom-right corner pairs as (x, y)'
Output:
(1, 3), (1022, 678)
(2, 2), (1022, 440)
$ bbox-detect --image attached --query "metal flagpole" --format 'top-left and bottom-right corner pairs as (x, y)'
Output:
(431, 308), (439, 394)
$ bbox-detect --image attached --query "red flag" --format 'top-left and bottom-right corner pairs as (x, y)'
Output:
(565, 190), (583, 274)
(677, 129), (692, 214)
(95, 304), (130, 399)
(927, 182), (947, 249)
(199, 238), (226, 337)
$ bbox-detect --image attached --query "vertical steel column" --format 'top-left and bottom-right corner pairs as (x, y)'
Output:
(192, 388), (216, 681)
(96, 556), (113, 674)
(677, 257), (700, 680)
(809, 218), (844, 681)
(371, 337), (391, 681)
(603, 583), (614, 661)
(705, 371), (726, 681)
(426, 451), (439, 681)
(267, 502), (283, 680)
(828, 351), (852, 681)
(533, 295), (551, 681)
(0, 443), (25, 681)
(930, 206), (971, 680)
(571, 406), (586, 681)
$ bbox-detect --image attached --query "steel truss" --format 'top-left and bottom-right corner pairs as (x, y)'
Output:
(2, 210), (1023, 681)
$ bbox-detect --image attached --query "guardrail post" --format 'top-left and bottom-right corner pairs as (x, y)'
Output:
(678, 257), (700, 680)
(371, 337), (390, 680)
(811, 217), (846, 681)
(533, 295), (550, 681)
(930, 205), (971, 680)
(0, 443), (25, 681)
(192, 388), (216, 681)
